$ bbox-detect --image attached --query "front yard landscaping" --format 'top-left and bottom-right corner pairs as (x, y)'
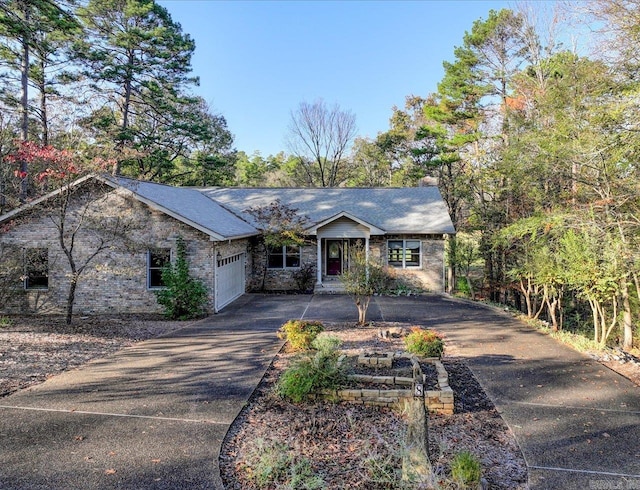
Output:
(220, 321), (529, 489)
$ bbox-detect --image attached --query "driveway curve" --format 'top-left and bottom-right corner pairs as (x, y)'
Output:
(1, 293), (638, 490)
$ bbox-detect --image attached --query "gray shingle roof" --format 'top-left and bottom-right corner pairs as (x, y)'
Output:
(200, 187), (455, 235)
(104, 176), (257, 240)
(0, 175), (455, 238)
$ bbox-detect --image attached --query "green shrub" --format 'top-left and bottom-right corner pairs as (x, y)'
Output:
(278, 319), (324, 351)
(243, 439), (291, 488)
(450, 450), (482, 488)
(154, 236), (208, 320)
(0, 316), (12, 328)
(404, 327), (444, 358)
(311, 334), (342, 353)
(278, 346), (346, 403)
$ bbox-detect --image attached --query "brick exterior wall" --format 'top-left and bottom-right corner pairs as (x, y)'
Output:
(0, 184), (232, 315)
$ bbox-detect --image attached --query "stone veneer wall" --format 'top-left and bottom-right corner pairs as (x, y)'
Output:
(0, 185), (235, 315)
(248, 243), (317, 291)
(250, 236), (445, 292)
(371, 235), (445, 292)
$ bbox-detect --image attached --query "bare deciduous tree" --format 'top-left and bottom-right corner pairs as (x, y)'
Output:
(286, 99), (356, 187)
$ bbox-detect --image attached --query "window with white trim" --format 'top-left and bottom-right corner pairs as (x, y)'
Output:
(267, 245), (301, 269)
(148, 248), (171, 288)
(387, 240), (421, 268)
(24, 248), (48, 290)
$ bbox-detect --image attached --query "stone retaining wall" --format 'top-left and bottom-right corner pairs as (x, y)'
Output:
(312, 352), (454, 415)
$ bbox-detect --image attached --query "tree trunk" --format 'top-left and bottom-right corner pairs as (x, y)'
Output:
(620, 279), (633, 350)
(19, 3), (30, 203)
(66, 273), (77, 325)
(38, 58), (49, 146)
(356, 295), (370, 324)
(447, 235), (457, 294)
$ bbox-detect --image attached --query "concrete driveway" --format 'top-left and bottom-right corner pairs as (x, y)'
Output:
(0, 294), (312, 490)
(1, 293), (639, 489)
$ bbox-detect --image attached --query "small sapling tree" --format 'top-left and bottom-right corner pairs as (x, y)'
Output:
(341, 242), (388, 324)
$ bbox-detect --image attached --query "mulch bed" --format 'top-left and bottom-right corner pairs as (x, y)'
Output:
(220, 322), (529, 489)
(0, 314), (185, 397)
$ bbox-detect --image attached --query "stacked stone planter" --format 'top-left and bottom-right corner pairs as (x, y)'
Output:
(313, 351), (454, 415)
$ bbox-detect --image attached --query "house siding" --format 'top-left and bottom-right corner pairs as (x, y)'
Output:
(0, 187), (225, 315)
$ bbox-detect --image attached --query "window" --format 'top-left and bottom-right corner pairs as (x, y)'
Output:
(388, 240), (421, 268)
(24, 248), (48, 290)
(267, 245), (301, 269)
(148, 248), (171, 288)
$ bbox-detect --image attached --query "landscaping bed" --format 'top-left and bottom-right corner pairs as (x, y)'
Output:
(220, 322), (529, 489)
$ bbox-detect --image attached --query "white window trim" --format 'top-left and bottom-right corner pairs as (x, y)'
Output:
(387, 239), (422, 269)
(267, 245), (302, 270)
(147, 248), (171, 290)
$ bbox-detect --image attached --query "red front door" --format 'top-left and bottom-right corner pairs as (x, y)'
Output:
(326, 240), (342, 275)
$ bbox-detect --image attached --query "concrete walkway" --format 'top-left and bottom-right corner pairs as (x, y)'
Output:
(1, 293), (639, 489)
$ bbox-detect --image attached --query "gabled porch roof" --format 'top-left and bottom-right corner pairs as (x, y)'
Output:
(306, 211), (385, 236)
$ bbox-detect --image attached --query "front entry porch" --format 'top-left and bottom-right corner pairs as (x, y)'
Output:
(313, 237), (363, 294)
(310, 213), (383, 294)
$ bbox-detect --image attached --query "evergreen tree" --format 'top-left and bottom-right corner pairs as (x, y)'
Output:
(155, 236), (208, 320)
(75, 0), (199, 176)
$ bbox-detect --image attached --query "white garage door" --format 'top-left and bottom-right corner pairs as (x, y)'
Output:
(215, 252), (245, 311)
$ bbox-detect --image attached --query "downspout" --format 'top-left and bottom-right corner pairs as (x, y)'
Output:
(316, 237), (322, 286)
(213, 244), (219, 313)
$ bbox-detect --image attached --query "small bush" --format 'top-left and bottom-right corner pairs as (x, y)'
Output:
(278, 319), (324, 351)
(0, 316), (12, 328)
(278, 345), (346, 403)
(154, 236), (208, 320)
(450, 450), (482, 488)
(241, 438), (326, 489)
(292, 263), (316, 292)
(404, 327), (444, 358)
(311, 334), (342, 353)
(244, 439), (291, 488)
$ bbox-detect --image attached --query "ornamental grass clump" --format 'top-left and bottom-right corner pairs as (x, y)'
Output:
(450, 450), (482, 488)
(277, 342), (346, 403)
(404, 327), (445, 358)
(278, 319), (324, 351)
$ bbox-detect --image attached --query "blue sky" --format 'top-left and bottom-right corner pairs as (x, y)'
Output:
(160, 1), (516, 156)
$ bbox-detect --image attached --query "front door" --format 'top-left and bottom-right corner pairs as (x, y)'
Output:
(326, 240), (343, 275)
(326, 240), (350, 276)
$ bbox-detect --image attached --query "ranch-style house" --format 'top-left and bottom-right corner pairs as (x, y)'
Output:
(0, 174), (455, 315)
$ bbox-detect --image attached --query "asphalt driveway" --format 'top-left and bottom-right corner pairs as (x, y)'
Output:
(1, 293), (639, 489)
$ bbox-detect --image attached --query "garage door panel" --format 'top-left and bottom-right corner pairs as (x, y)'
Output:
(215, 253), (245, 311)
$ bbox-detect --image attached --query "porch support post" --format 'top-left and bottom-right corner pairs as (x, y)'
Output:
(316, 238), (322, 285)
(365, 236), (370, 280)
